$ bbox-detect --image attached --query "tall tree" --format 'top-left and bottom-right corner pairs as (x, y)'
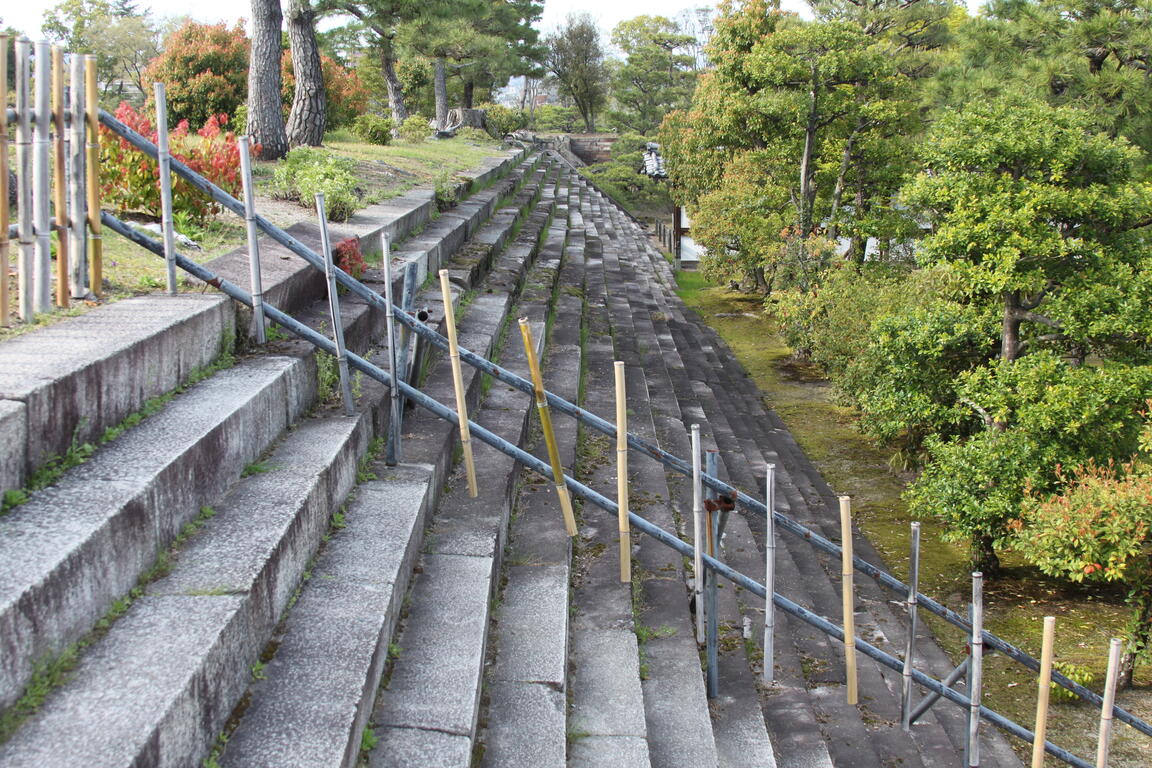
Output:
(247, 0), (287, 159)
(286, 0), (327, 146)
(544, 13), (608, 132)
(42, 0), (162, 100)
(608, 15), (696, 135)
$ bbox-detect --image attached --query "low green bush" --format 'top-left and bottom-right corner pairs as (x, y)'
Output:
(352, 113), (392, 145)
(478, 103), (527, 137)
(399, 115), (428, 143)
(272, 147), (360, 221)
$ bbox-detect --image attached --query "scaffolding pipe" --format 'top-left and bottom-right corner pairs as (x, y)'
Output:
(316, 194), (355, 417)
(705, 449), (719, 699)
(764, 464), (776, 683)
(51, 46), (68, 308)
(382, 234), (402, 465)
(15, 38), (33, 321)
(902, 521), (922, 730)
(67, 52), (86, 299)
(153, 82), (177, 294)
(84, 56), (101, 296)
(237, 137), (265, 344)
(33, 40), (51, 312)
(692, 424), (704, 642)
(968, 572), (985, 768)
(92, 111), (1152, 739)
(909, 656), (970, 724)
(0, 34), (10, 326)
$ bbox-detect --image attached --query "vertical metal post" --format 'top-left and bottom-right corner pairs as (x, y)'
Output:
(50, 46), (68, 308)
(840, 495), (858, 705)
(67, 52), (86, 299)
(382, 234), (402, 465)
(396, 261), (418, 387)
(315, 194), (356, 416)
(705, 449), (719, 699)
(1096, 637), (1123, 768)
(0, 34), (10, 326)
(691, 424), (704, 643)
(16, 38), (33, 321)
(615, 360), (630, 583)
(84, 55), (102, 297)
(237, 136), (265, 343)
(1031, 616), (1056, 768)
(763, 463), (776, 683)
(968, 572), (984, 768)
(902, 521), (922, 730)
(33, 40), (52, 313)
(153, 82), (177, 294)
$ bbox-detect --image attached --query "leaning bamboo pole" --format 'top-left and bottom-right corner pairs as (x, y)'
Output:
(841, 495), (859, 705)
(84, 55), (102, 297)
(1031, 616), (1057, 768)
(50, 45), (68, 307)
(518, 317), (577, 536)
(616, 360), (630, 583)
(439, 269), (479, 497)
(67, 52), (86, 298)
(0, 34), (11, 326)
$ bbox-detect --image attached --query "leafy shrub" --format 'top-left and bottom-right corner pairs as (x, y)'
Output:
(399, 115), (428, 143)
(281, 51), (370, 129)
(352, 113), (392, 145)
(272, 147), (360, 221)
(454, 127), (491, 143)
(100, 102), (252, 224)
(479, 103), (528, 137)
(233, 104), (249, 134)
(531, 105), (579, 133)
(143, 21), (249, 126)
(433, 172), (461, 211)
(333, 237), (368, 279)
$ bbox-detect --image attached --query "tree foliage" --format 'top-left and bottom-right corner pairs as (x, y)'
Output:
(608, 15), (696, 135)
(545, 13), (609, 132)
(145, 20), (249, 128)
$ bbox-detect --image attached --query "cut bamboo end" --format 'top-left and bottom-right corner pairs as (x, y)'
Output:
(462, 439), (479, 498)
(557, 485), (578, 537)
(619, 529), (631, 583)
(1032, 616), (1057, 768)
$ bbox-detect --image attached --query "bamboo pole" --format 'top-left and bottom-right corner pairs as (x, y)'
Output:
(15, 37), (33, 321)
(382, 234), (402, 465)
(67, 52), (86, 299)
(902, 521), (922, 730)
(84, 55), (102, 297)
(153, 82), (177, 294)
(763, 463), (776, 683)
(518, 317), (577, 536)
(50, 46), (67, 308)
(615, 361), (630, 583)
(969, 572), (985, 768)
(691, 424), (704, 641)
(439, 269), (479, 497)
(1096, 637), (1123, 768)
(1031, 616), (1057, 768)
(238, 137), (265, 344)
(0, 34), (10, 326)
(705, 449), (719, 698)
(33, 40), (51, 312)
(840, 495), (858, 705)
(316, 194), (355, 417)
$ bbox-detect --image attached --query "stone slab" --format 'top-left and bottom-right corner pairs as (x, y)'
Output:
(569, 629), (648, 738)
(491, 565), (568, 686)
(0, 399), (27, 496)
(568, 735), (651, 768)
(480, 682), (565, 768)
(371, 727), (472, 768)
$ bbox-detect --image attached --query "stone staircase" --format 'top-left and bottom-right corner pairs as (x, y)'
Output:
(0, 146), (1029, 768)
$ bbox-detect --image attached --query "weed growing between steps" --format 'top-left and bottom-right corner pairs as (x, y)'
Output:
(0, 505), (218, 744)
(1, 339), (237, 516)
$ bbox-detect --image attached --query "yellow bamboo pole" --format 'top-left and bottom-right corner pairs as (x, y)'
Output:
(1096, 637), (1123, 768)
(1031, 616), (1057, 768)
(0, 34), (10, 326)
(84, 55), (102, 297)
(615, 360), (630, 583)
(438, 269), (478, 497)
(518, 318), (577, 536)
(840, 495), (858, 705)
(51, 46), (68, 308)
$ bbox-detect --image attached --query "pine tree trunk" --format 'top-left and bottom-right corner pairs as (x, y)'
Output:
(381, 39), (409, 131)
(286, 0), (327, 147)
(247, 0), (288, 160)
(463, 80), (475, 109)
(433, 57), (448, 131)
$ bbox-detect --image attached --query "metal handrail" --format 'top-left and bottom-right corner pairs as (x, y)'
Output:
(95, 108), (1152, 741)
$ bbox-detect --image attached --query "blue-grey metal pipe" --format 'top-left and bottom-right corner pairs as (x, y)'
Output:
(705, 450), (719, 700)
(99, 211), (1096, 768)
(94, 111), (1152, 740)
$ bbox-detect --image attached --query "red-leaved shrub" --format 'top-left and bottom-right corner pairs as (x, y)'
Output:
(333, 237), (368, 279)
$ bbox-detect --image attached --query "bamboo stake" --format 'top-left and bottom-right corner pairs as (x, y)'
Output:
(15, 37), (33, 321)
(691, 424), (704, 641)
(51, 46), (67, 307)
(238, 137), (265, 344)
(902, 521), (922, 730)
(763, 463), (776, 683)
(153, 82), (177, 295)
(316, 194), (355, 417)
(1096, 637), (1123, 768)
(67, 52), (86, 299)
(382, 234), (402, 465)
(840, 495), (858, 705)
(705, 449), (719, 698)
(518, 317), (577, 536)
(33, 40), (51, 312)
(616, 361), (630, 583)
(0, 34), (10, 326)
(1031, 616), (1057, 768)
(84, 55), (102, 297)
(439, 269), (479, 497)
(969, 572), (985, 768)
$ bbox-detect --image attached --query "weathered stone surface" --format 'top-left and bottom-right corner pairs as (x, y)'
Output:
(0, 400), (27, 497)
(371, 727), (472, 768)
(480, 682), (565, 768)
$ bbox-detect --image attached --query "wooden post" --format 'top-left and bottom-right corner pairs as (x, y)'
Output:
(84, 55), (102, 297)
(153, 82), (177, 294)
(691, 424), (704, 641)
(67, 52), (86, 299)
(1096, 637), (1123, 768)
(15, 37), (33, 321)
(615, 361), (630, 583)
(969, 572), (985, 768)
(1031, 616), (1056, 768)
(51, 46), (68, 308)
(519, 317), (577, 536)
(0, 34), (10, 326)
(439, 269), (479, 497)
(763, 463), (776, 683)
(33, 40), (52, 313)
(840, 495), (858, 705)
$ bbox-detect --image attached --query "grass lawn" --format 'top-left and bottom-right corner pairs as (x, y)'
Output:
(674, 269), (1152, 767)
